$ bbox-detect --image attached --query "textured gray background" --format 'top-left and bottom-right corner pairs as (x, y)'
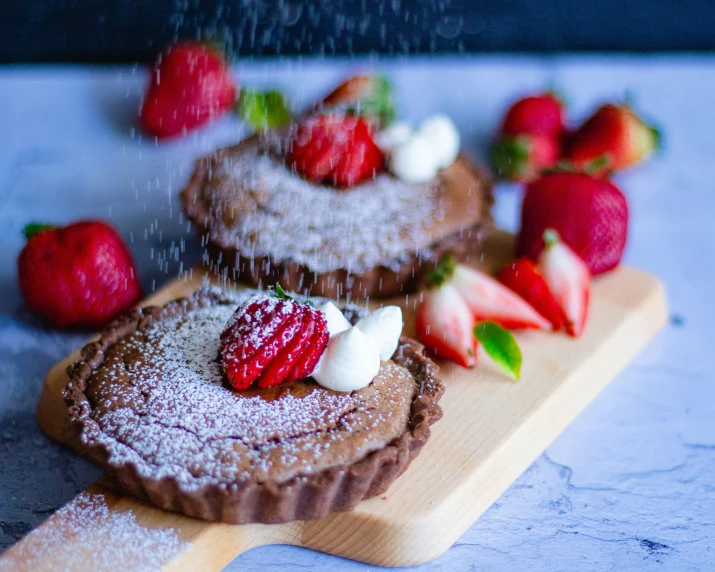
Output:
(1, 56), (713, 570)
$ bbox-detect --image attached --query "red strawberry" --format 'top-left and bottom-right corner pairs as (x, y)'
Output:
(491, 133), (560, 182)
(17, 221), (141, 328)
(500, 93), (566, 137)
(497, 258), (567, 331)
(220, 294), (329, 390)
(565, 103), (660, 175)
(537, 231), (590, 337)
(517, 172), (629, 275)
(288, 114), (385, 187)
(450, 262), (551, 330)
(318, 74), (395, 126)
(140, 42), (237, 139)
(415, 283), (477, 368)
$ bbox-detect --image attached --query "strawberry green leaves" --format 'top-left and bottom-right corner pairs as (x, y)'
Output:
(237, 89), (291, 131)
(23, 223), (56, 239)
(474, 321), (523, 381)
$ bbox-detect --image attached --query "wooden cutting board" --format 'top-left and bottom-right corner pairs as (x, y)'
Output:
(1, 232), (667, 571)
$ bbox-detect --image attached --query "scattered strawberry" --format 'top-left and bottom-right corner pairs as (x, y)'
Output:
(220, 292), (329, 390)
(319, 74), (395, 126)
(517, 171), (629, 275)
(288, 114), (385, 187)
(564, 103), (660, 175)
(500, 93), (566, 137)
(17, 221), (141, 328)
(497, 258), (567, 331)
(140, 42), (237, 138)
(491, 133), (561, 182)
(415, 282), (477, 368)
(537, 230), (591, 337)
(441, 258), (551, 330)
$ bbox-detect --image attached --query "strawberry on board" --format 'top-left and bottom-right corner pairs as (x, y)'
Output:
(491, 132), (561, 182)
(498, 257), (567, 331)
(140, 42), (238, 138)
(288, 114), (385, 187)
(500, 93), (566, 137)
(318, 74), (395, 127)
(415, 282), (477, 368)
(450, 260), (552, 330)
(415, 256), (525, 378)
(537, 230), (591, 337)
(17, 221), (142, 328)
(517, 171), (629, 276)
(565, 103), (660, 176)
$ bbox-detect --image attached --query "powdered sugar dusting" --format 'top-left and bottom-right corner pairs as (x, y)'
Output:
(0, 491), (187, 572)
(202, 134), (439, 273)
(81, 298), (416, 489)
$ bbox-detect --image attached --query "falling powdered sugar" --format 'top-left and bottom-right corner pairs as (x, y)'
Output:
(201, 133), (440, 273)
(0, 491), (188, 572)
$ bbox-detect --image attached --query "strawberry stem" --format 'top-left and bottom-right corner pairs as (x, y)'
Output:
(23, 223), (55, 239)
(426, 255), (457, 287)
(583, 154), (611, 174)
(543, 229), (560, 247)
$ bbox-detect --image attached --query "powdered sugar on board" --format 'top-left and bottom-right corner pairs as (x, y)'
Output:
(201, 134), (442, 273)
(80, 293), (416, 488)
(0, 491), (188, 572)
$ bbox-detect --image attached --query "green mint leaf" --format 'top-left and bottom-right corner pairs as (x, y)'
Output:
(351, 75), (396, 126)
(237, 89), (291, 131)
(474, 321), (522, 381)
(23, 223), (55, 239)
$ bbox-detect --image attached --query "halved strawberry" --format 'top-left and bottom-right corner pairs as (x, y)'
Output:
(497, 257), (567, 331)
(451, 262), (551, 330)
(415, 283), (477, 368)
(537, 230), (591, 337)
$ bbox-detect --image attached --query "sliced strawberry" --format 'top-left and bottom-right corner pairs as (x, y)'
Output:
(220, 294), (329, 390)
(497, 258), (567, 331)
(452, 263), (551, 330)
(415, 283), (477, 367)
(319, 74), (395, 126)
(537, 230), (591, 337)
(287, 314), (330, 382)
(288, 114), (384, 188)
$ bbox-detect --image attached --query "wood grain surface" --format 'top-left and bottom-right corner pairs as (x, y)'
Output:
(1, 232), (668, 570)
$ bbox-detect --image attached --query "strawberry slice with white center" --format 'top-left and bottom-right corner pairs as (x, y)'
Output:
(537, 230), (591, 337)
(415, 282), (477, 368)
(450, 261), (551, 330)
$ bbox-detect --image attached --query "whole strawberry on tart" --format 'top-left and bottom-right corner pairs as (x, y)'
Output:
(181, 74), (493, 299)
(64, 287), (443, 524)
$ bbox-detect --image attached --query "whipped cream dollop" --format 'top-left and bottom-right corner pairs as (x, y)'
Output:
(376, 115), (461, 183)
(310, 302), (403, 392)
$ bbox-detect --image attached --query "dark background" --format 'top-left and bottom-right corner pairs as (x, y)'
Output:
(2, 0), (715, 63)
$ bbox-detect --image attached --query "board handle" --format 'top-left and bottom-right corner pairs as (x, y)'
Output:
(0, 479), (298, 572)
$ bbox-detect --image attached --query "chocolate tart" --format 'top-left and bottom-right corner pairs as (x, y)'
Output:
(63, 288), (443, 524)
(181, 130), (493, 299)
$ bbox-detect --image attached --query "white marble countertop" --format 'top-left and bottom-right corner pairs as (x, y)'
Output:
(0, 56), (713, 571)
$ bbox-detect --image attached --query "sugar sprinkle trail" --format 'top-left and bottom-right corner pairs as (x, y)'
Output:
(0, 491), (189, 572)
